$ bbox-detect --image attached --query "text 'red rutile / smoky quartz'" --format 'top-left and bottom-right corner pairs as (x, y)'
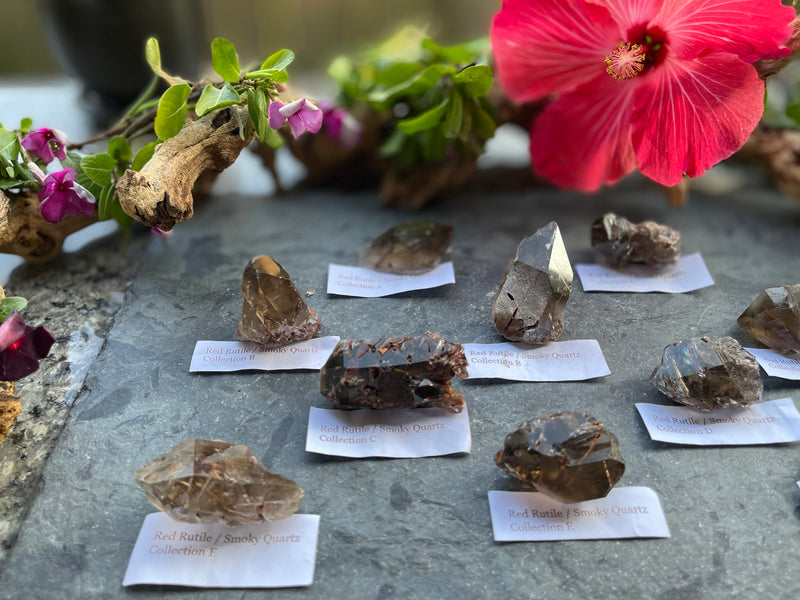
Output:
(235, 255), (321, 348)
(319, 331), (467, 413)
(494, 412), (625, 504)
(591, 212), (680, 267)
(738, 283), (800, 357)
(492, 222), (572, 344)
(135, 439), (304, 526)
(358, 220), (453, 274)
(649, 336), (763, 412)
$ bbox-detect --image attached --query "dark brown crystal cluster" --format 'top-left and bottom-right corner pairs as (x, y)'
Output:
(738, 283), (800, 357)
(319, 331), (467, 412)
(495, 412), (625, 503)
(358, 220), (453, 274)
(591, 212), (680, 267)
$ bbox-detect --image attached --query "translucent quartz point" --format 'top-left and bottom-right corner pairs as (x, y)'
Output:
(492, 222), (572, 344)
(591, 212), (680, 267)
(235, 255), (321, 348)
(358, 220), (453, 274)
(738, 284), (800, 357)
(319, 331), (467, 412)
(494, 412), (625, 503)
(135, 439), (304, 526)
(649, 336), (763, 412)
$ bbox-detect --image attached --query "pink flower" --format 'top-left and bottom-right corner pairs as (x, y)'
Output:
(21, 127), (68, 164)
(268, 98), (323, 139)
(490, 0), (795, 191)
(36, 168), (96, 223)
(319, 101), (364, 149)
(0, 311), (55, 381)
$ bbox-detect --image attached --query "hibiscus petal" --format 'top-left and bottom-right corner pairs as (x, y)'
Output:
(587, 0), (660, 33)
(530, 75), (639, 191)
(491, 0), (622, 102)
(632, 52), (764, 186)
(653, 0), (794, 61)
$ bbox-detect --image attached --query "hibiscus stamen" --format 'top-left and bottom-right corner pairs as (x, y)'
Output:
(605, 42), (645, 81)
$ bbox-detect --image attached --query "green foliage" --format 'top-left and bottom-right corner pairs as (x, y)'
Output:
(196, 83), (241, 117)
(131, 140), (159, 172)
(154, 83), (191, 140)
(330, 27), (497, 170)
(211, 38), (241, 82)
(0, 297), (27, 322)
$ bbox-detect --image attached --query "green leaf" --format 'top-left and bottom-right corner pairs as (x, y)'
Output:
(196, 83), (242, 116)
(0, 297), (28, 321)
(154, 83), (190, 140)
(379, 129), (406, 158)
(247, 87), (269, 143)
(373, 62), (423, 88)
(19, 118), (32, 133)
(261, 49), (294, 71)
(62, 150), (82, 171)
(145, 37), (162, 74)
(397, 97), (450, 135)
(244, 69), (287, 82)
(787, 102), (800, 127)
(453, 65), (493, 97)
(0, 130), (19, 162)
(80, 153), (116, 186)
(420, 129), (449, 161)
(443, 92), (463, 139)
(211, 37), (241, 82)
(96, 182), (116, 221)
(0, 178), (26, 190)
(131, 140), (159, 171)
(368, 64), (454, 104)
(108, 136), (132, 164)
(327, 56), (353, 86)
(261, 126), (283, 149)
(421, 38), (475, 64)
(111, 198), (134, 228)
(470, 101), (497, 140)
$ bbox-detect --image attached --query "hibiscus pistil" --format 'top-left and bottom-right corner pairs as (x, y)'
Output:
(605, 42), (645, 80)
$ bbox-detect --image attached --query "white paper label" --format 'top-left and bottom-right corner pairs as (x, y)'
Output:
(189, 337), (339, 372)
(305, 405), (471, 458)
(488, 487), (669, 542)
(123, 513), (319, 588)
(575, 253), (713, 293)
(326, 262), (455, 297)
(745, 347), (800, 380)
(636, 398), (800, 445)
(463, 340), (610, 381)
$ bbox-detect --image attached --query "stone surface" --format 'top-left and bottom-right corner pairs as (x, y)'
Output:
(235, 255), (321, 348)
(492, 221), (572, 344)
(591, 212), (680, 267)
(357, 220), (453, 274)
(738, 283), (800, 357)
(649, 336), (763, 412)
(135, 439), (304, 526)
(0, 382), (19, 443)
(494, 412), (625, 504)
(319, 331), (467, 412)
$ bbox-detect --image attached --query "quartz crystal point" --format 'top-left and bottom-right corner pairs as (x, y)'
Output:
(358, 220), (453, 274)
(135, 439), (304, 526)
(319, 331), (467, 412)
(494, 412), (625, 504)
(492, 222), (572, 344)
(235, 255), (321, 348)
(591, 212), (680, 267)
(649, 336), (763, 412)
(738, 284), (800, 357)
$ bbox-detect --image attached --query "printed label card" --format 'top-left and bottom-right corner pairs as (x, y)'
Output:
(636, 397), (800, 445)
(326, 262), (455, 297)
(488, 487), (670, 542)
(305, 405), (471, 458)
(575, 252), (713, 293)
(123, 513), (319, 588)
(745, 348), (800, 380)
(189, 337), (339, 372)
(463, 340), (610, 381)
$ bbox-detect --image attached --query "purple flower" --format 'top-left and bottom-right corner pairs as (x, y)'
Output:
(151, 226), (174, 239)
(319, 101), (363, 149)
(37, 168), (96, 223)
(0, 311), (55, 381)
(268, 98), (323, 139)
(21, 128), (68, 164)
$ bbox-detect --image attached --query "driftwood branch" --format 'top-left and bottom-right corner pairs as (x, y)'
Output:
(0, 191), (97, 263)
(117, 105), (255, 230)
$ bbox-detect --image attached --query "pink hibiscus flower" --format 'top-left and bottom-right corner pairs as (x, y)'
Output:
(28, 163), (96, 223)
(490, 0), (795, 191)
(21, 127), (68, 164)
(268, 98), (323, 139)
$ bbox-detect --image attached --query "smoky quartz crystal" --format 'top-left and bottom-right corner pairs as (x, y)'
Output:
(319, 331), (467, 412)
(591, 212), (680, 267)
(492, 222), (572, 344)
(135, 439), (304, 526)
(235, 255), (321, 348)
(358, 220), (453, 274)
(738, 283), (800, 357)
(649, 336), (763, 412)
(494, 412), (625, 503)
